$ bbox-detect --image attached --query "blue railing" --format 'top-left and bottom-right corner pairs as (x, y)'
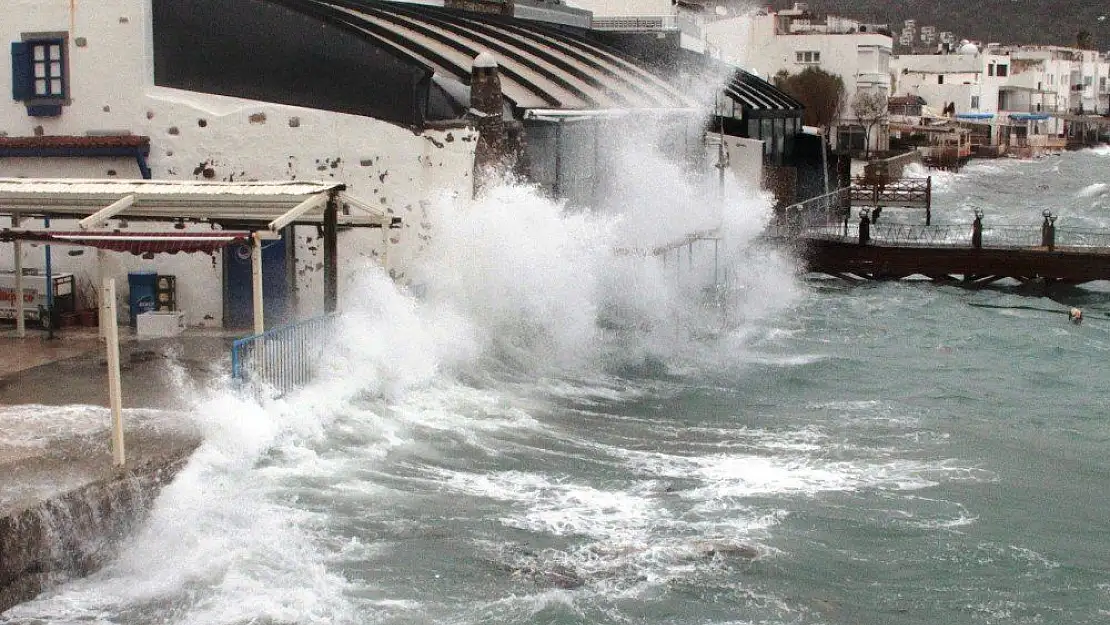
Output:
(231, 313), (336, 397)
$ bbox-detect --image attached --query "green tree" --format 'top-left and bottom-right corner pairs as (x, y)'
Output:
(773, 67), (847, 137)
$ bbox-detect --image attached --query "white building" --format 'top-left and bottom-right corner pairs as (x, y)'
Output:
(2, 0), (696, 330)
(999, 46), (1110, 116)
(892, 42), (1110, 153)
(699, 3), (893, 152)
(892, 42), (1009, 117)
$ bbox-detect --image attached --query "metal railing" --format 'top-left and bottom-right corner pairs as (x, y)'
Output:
(231, 313), (335, 397)
(590, 14), (678, 31)
(800, 223), (1110, 249)
(775, 187), (852, 231)
(850, 177), (932, 207)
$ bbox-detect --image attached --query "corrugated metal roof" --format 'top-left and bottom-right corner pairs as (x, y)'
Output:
(273, 0), (698, 111)
(724, 69), (802, 112)
(0, 178), (387, 226)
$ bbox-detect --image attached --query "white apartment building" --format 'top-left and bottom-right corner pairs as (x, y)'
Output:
(699, 3), (893, 152)
(999, 46), (1110, 116)
(893, 43), (1109, 136)
(892, 42), (1009, 117)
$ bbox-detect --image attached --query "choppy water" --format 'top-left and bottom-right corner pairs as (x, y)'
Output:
(4, 146), (1110, 625)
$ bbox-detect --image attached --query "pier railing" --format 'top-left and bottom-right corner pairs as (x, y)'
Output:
(802, 223), (1110, 249)
(850, 177), (931, 207)
(231, 313), (335, 397)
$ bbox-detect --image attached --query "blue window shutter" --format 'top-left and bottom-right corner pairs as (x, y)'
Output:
(11, 42), (32, 101)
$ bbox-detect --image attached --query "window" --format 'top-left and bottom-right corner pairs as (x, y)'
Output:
(30, 41), (65, 97)
(996, 64), (1008, 77)
(10, 33), (68, 116)
(971, 95), (980, 109)
(938, 74), (944, 84)
(988, 64), (995, 77)
(795, 51), (820, 64)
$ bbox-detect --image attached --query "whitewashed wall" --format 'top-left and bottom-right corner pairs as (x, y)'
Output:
(565, 0), (672, 18)
(703, 11), (892, 150)
(1, 0), (477, 327)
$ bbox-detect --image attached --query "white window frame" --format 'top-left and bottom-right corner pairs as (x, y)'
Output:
(795, 50), (821, 64)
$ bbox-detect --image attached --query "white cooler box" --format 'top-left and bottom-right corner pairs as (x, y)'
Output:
(136, 311), (185, 338)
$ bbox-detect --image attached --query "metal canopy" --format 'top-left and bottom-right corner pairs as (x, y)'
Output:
(272, 0), (698, 111)
(724, 68), (803, 112)
(0, 178), (389, 227)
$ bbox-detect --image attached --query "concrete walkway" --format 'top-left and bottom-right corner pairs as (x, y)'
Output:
(0, 324), (245, 612)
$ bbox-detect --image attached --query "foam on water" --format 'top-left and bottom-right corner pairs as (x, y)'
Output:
(1077, 182), (1108, 198)
(22, 108), (1103, 624)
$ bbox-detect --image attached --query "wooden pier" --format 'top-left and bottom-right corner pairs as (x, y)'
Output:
(787, 212), (1110, 286)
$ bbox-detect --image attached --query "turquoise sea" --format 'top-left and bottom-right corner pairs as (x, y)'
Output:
(4, 146), (1110, 624)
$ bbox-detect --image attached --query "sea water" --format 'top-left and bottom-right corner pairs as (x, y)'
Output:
(4, 146), (1110, 625)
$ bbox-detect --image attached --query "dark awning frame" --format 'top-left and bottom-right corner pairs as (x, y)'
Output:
(0, 229), (252, 255)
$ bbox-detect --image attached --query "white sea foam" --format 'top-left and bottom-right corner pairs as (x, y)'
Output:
(1077, 182), (1108, 197)
(8, 98), (807, 623)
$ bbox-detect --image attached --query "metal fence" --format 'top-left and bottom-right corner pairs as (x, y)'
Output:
(777, 187), (852, 230)
(231, 313), (335, 397)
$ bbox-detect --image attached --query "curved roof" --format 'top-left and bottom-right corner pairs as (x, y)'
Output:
(270, 0), (699, 111)
(724, 69), (803, 112)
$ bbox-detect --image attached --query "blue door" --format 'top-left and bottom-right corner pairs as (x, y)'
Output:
(224, 235), (290, 329)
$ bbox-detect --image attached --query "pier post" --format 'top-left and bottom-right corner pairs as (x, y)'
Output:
(972, 208), (983, 249)
(1041, 210), (1056, 251)
(925, 177), (932, 226)
(858, 209), (871, 246)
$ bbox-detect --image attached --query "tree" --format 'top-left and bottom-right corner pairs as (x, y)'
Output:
(1076, 29), (1094, 50)
(851, 90), (889, 159)
(773, 67), (846, 137)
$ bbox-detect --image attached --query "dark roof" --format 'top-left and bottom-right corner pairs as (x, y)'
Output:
(270, 0), (698, 111)
(724, 69), (803, 112)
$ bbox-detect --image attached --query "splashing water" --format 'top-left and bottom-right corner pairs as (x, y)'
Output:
(4, 131), (805, 624)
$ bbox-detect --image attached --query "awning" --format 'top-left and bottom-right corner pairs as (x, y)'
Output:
(0, 229), (251, 255)
(0, 178), (390, 228)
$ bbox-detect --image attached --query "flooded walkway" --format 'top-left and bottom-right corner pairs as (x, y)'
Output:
(0, 326), (237, 613)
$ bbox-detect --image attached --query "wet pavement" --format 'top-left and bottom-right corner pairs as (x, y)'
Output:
(0, 326), (238, 408)
(0, 324), (243, 515)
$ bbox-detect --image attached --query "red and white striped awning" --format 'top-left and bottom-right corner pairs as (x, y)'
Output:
(0, 229), (251, 254)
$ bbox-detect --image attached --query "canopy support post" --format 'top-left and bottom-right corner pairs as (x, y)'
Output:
(323, 193), (339, 313)
(78, 194), (136, 230)
(97, 249), (107, 338)
(12, 213), (24, 338)
(252, 231), (265, 336)
(102, 277), (125, 468)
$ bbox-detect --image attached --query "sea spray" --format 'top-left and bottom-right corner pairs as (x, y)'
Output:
(4, 109), (806, 625)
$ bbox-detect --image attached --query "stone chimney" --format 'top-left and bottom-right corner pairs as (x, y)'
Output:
(444, 0), (514, 16)
(470, 51), (507, 193)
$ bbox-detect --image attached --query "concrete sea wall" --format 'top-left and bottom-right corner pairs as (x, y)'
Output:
(0, 446), (195, 613)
